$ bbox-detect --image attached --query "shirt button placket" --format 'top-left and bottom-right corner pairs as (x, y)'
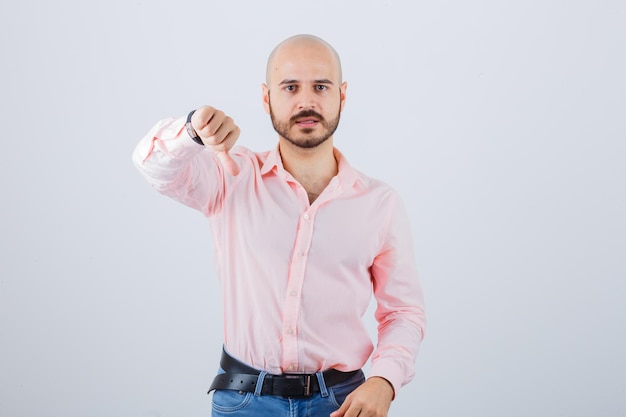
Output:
(281, 209), (315, 372)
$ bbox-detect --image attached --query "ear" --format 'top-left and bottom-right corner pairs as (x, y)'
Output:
(262, 83), (270, 114)
(339, 81), (348, 112)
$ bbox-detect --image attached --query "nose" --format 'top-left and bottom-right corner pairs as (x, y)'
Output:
(296, 89), (316, 109)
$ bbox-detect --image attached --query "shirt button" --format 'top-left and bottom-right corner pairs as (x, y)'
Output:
(290, 290), (297, 296)
(286, 328), (294, 334)
(303, 214), (310, 221)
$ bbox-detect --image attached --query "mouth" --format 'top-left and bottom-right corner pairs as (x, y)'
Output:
(291, 110), (324, 128)
(294, 116), (321, 129)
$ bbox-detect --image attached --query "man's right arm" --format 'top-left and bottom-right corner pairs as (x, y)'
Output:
(132, 106), (240, 215)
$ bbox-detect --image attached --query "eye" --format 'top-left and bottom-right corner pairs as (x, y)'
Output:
(284, 85), (296, 92)
(316, 85), (328, 91)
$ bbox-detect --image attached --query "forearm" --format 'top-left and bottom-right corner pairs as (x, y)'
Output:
(369, 310), (425, 395)
(132, 116), (222, 214)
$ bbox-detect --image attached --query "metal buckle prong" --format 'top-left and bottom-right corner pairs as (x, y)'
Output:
(303, 374), (312, 396)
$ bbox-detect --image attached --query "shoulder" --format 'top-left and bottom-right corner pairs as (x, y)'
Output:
(352, 168), (402, 201)
(335, 148), (400, 201)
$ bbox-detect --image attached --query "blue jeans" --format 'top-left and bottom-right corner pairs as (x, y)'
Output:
(211, 369), (365, 417)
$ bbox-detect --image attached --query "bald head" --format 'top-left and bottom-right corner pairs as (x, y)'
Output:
(265, 34), (343, 86)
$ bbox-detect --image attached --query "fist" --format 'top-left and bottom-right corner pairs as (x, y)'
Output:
(191, 106), (240, 176)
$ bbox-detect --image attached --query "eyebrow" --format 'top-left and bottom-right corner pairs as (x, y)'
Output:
(278, 79), (335, 86)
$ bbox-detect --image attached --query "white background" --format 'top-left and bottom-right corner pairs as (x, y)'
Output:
(1, 1), (624, 416)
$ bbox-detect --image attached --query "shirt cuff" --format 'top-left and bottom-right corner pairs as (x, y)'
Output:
(146, 116), (205, 161)
(369, 358), (404, 399)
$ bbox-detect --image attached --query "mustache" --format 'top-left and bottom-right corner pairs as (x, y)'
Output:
(290, 109), (325, 123)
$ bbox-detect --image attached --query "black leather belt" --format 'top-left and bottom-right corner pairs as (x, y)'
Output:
(208, 349), (361, 397)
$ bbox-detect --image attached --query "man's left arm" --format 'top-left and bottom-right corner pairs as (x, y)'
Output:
(332, 192), (426, 417)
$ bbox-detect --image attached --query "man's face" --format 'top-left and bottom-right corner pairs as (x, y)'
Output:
(263, 41), (347, 149)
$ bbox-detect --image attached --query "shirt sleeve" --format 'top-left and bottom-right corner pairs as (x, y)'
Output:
(131, 116), (227, 216)
(368, 191), (426, 397)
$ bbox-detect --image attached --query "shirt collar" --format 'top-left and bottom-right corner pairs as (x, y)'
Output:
(260, 145), (364, 190)
(260, 146), (282, 176)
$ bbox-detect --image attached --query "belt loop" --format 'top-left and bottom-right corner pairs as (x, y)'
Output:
(254, 371), (268, 396)
(315, 371), (329, 398)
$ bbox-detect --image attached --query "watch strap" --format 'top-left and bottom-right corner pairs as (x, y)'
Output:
(186, 110), (204, 146)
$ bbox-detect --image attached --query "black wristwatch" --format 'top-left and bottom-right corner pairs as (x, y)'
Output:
(186, 110), (204, 146)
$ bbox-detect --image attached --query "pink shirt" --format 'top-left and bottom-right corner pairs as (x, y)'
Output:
(132, 117), (426, 394)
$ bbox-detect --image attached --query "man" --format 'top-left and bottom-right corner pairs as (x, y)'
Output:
(133, 34), (425, 417)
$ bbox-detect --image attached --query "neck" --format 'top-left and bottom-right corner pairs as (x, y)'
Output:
(279, 137), (338, 203)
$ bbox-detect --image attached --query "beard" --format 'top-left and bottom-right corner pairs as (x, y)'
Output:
(269, 100), (341, 149)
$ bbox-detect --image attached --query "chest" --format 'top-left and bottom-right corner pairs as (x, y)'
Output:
(215, 175), (389, 273)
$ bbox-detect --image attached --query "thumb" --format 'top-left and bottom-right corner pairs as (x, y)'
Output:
(217, 150), (240, 176)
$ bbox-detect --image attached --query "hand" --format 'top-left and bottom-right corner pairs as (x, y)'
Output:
(330, 377), (394, 417)
(191, 105), (240, 176)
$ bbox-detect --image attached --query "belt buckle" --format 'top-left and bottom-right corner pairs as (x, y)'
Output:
(282, 374), (313, 397)
(303, 374), (312, 396)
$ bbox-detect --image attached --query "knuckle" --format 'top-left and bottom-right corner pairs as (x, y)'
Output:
(198, 105), (213, 119)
